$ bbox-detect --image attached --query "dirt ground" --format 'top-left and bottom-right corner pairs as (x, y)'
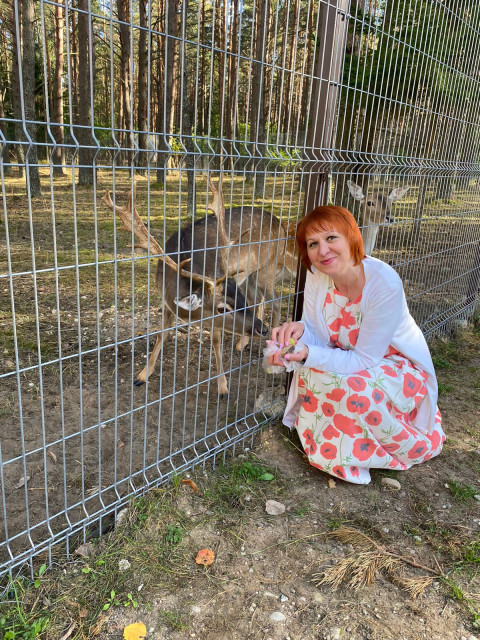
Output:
(76, 326), (480, 640)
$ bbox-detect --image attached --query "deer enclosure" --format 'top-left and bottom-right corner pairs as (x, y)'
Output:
(1, 0), (480, 576)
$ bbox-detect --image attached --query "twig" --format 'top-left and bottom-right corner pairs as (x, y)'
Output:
(58, 622), (76, 640)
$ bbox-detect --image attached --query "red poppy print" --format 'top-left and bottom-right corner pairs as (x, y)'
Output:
(333, 413), (363, 437)
(427, 429), (441, 451)
(320, 442), (337, 460)
(382, 442), (400, 453)
(347, 376), (367, 392)
(346, 394), (371, 415)
(301, 389), (318, 413)
(302, 429), (317, 455)
(365, 411), (382, 427)
(356, 370), (372, 378)
(326, 388), (347, 402)
(407, 441), (428, 459)
(352, 438), (376, 461)
(322, 424), (340, 440)
(371, 388), (385, 404)
(392, 429), (409, 442)
(381, 365), (397, 377)
(321, 402), (335, 417)
(329, 308), (356, 333)
(332, 465), (347, 479)
(350, 466), (360, 477)
(348, 328), (360, 345)
(403, 373), (422, 398)
(298, 376), (306, 389)
(310, 368), (325, 374)
(325, 292), (332, 304)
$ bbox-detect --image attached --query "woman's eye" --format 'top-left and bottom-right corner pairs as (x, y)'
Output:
(327, 235), (337, 241)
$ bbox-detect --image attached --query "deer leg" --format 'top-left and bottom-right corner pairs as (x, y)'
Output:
(234, 275), (264, 351)
(134, 309), (174, 386)
(212, 327), (229, 398)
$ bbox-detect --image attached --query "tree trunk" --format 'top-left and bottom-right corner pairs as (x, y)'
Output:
(77, 0), (95, 185)
(117, 0), (133, 165)
(224, 0), (238, 169)
(137, 0), (149, 173)
(52, 0), (66, 175)
(250, 0), (270, 196)
(21, 0), (41, 195)
(181, 0), (195, 217)
(156, 0), (177, 185)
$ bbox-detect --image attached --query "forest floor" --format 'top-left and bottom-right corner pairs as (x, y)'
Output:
(2, 322), (480, 640)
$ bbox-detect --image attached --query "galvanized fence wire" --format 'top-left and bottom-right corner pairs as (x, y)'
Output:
(0, 0), (479, 577)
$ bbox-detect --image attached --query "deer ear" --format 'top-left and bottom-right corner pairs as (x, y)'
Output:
(388, 186), (410, 202)
(175, 293), (202, 311)
(347, 180), (365, 201)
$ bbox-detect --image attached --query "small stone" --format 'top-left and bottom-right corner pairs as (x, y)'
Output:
(381, 477), (401, 490)
(118, 558), (131, 571)
(330, 628), (343, 640)
(191, 605), (202, 614)
(413, 535), (422, 543)
(269, 611), (286, 622)
(265, 500), (286, 515)
(280, 594), (289, 602)
(474, 495), (480, 501)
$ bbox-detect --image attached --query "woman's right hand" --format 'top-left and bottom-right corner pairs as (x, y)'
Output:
(271, 321), (305, 347)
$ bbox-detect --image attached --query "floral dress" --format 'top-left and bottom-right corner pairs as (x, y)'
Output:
(295, 280), (445, 485)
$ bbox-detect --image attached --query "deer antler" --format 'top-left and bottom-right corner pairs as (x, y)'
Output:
(103, 189), (216, 289)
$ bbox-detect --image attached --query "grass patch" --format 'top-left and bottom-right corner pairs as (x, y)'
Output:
(446, 479), (478, 503)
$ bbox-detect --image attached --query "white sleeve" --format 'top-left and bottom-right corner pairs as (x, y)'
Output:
(303, 277), (405, 374)
(298, 270), (328, 347)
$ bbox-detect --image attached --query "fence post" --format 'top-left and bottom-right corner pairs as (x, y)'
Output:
(292, 0), (349, 322)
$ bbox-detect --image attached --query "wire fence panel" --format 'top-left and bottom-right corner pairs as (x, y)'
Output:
(0, 0), (479, 576)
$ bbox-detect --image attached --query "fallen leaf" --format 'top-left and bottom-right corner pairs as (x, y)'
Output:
(328, 478), (336, 489)
(195, 548), (215, 565)
(48, 450), (57, 463)
(123, 622), (147, 640)
(14, 475), (30, 490)
(181, 478), (198, 493)
(265, 499), (286, 515)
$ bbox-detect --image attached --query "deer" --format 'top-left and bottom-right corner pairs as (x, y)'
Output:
(103, 179), (288, 397)
(347, 180), (410, 255)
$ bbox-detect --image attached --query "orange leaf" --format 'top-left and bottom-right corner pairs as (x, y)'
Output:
(181, 478), (198, 493)
(123, 622), (147, 640)
(195, 548), (215, 566)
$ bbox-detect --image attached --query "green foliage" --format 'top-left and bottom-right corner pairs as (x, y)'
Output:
(0, 577), (50, 639)
(446, 479), (478, 503)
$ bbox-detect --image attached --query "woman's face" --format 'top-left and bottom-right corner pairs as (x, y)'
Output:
(305, 226), (354, 277)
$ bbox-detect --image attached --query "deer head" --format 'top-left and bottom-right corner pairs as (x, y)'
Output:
(347, 180), (410, 254)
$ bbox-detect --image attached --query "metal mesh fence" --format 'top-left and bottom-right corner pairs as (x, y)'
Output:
(0, 0), (479, 576)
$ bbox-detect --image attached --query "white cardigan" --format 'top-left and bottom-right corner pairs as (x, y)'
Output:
(283, 256), (439, 434)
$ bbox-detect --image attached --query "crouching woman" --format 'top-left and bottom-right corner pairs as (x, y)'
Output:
(268, 205), (445, 485)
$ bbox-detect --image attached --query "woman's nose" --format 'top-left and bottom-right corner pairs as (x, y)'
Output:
(317, 240), (329, 256)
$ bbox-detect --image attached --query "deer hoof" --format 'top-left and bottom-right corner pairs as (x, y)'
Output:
(218, 392), (229, 400)
(133, 378), (145, 387)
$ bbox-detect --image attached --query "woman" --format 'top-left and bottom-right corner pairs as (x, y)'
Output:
(268, 205), (445, 485)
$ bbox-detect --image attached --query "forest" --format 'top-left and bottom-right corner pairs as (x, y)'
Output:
(0, 0), (479, 206)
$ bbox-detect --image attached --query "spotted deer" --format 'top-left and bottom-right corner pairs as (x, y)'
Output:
(103, 179), (288, 397)
(347, 180), (410, 255)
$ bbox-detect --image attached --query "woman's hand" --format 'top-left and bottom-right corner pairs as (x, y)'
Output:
(271, 321), (305, 346)
(268, 322), (308, 369)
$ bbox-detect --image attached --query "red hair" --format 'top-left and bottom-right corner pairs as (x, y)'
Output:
(296, 206), (365, 272)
